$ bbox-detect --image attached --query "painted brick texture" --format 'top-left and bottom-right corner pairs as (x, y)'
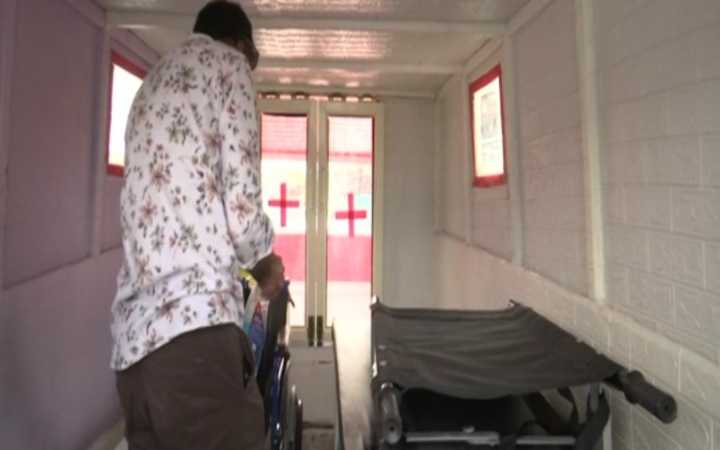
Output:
(436, 0), (720, 449)
(471, 194), (513, 260)
(437, 75), (468, 239)
(597, 0), (720, 447)
(515, 0), (588, 294)
(468, 52), (513, 261)
(598, 0), (720, 365)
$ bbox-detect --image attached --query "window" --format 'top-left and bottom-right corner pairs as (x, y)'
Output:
(107, 52), (146, 176)
(469, 65), (506, 187)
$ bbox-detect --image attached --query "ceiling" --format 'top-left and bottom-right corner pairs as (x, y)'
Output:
(98, 0), (530, 96)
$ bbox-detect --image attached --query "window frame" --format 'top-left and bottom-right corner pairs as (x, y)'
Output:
(106, 50), (147, 177)
(469, 64), (507, 188)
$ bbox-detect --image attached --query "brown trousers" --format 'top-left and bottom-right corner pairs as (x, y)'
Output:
(116, 325), (266, 450)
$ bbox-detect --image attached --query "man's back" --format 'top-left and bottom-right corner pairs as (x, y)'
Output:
(112, 5), (275, 449)
(111, 33), (273, 371)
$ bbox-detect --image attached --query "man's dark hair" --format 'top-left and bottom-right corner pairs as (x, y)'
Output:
(193, 1), (253, 44)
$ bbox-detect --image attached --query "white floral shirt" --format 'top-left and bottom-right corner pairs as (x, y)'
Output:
(110, 34), (274, 370)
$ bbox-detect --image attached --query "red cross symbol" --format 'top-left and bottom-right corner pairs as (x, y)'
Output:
(335, 193), (367, 237)
(268, 183), (300, 227)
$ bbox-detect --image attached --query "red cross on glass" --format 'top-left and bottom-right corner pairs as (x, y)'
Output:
(268, 182), (300, 227)
(335, 193), (367, 237)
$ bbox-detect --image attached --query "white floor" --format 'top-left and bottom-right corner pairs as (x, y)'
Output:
(326, 281), (372, 325)
(287, 281), (372, 327)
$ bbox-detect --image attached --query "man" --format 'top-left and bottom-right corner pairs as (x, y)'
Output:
(110, 2), (283, 448)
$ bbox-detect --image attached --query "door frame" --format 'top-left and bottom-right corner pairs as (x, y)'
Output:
(257, 99), (318, 333)
(257, 99), (384, 343)
(317, 101), (385, 327)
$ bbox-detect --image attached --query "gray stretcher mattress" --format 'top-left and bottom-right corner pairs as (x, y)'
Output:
(371, 301), (621, 400)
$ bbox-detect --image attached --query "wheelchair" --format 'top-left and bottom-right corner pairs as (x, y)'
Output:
(243, 280), (304, 450)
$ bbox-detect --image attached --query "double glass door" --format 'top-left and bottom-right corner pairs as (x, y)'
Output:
(259, 100), (383, 336)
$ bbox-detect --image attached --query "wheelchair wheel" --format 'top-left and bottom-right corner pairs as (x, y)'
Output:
(284, 385), (299, 450)
(295, 398), (303, 450)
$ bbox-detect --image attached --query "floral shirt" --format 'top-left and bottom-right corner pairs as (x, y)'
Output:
(110, 34), (274, 371)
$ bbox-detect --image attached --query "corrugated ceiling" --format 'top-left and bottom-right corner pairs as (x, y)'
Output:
(98, 0), (530, 95)
(100, 0), (528, 21)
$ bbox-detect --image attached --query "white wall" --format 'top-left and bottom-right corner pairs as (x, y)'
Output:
(433, 0), (720, 449)
(596, 0), (720, 447)
(382, 98), (436, 308)
(0, 1), (158, 448)
(516, 0), (588, 294)
(598, 0), (720, 366)
(469, 48), (515, 261)
(436, 75), (468, 239)
(435, 47), (516, 264)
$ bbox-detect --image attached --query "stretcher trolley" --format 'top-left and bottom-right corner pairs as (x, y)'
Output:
(370, 301), (676, 450)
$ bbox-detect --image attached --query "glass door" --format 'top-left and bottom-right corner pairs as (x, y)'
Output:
(259, 99), (383, 340)
(259, 102), (315, 327)
(318, 102), (384, 331)
(325, 116), (374, 325)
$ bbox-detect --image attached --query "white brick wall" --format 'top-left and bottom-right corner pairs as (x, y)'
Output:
(605, 141), (645, 185)
(382, 98), (436, 308)
(644, 137), (701, 186)
(630, 328), (680, 389)
(471, 194), (512, 260)
(609, 390), (633, 444)
(607, 225), (648, 270)
(436, 74), (468, 239)
(680, 351), (720, 417)
(635, 412), (680, 450)
(434, 0), (720, 448)
(624, 186), (673, 230)
(702, 135), (720, 188)
(599, 0), (720, 348)
(674, 286), (720, 346)
(663, 396), (714, 450)
(672, 188), (720, 240)
(515, 0), (588, 294)
(706, 243), (720, 295)
(647, 232), (704, 288)
(434, 234), (720, 450)
(626, 269), (674, 324)
(435, 63), (514, 259)
(595, 0), (720, 445)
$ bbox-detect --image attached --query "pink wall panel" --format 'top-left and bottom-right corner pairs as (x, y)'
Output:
(0, 1), (157, 449)
(5, 0), (99, 286)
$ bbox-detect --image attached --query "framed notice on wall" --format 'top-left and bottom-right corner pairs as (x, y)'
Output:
(469, 65), (506, 188)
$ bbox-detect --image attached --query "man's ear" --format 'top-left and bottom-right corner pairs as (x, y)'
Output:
(219, 38), (238, 50)
(237, 39), (259, 70)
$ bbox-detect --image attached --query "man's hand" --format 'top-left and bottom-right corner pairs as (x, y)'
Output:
(250, 253), (285, 300)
